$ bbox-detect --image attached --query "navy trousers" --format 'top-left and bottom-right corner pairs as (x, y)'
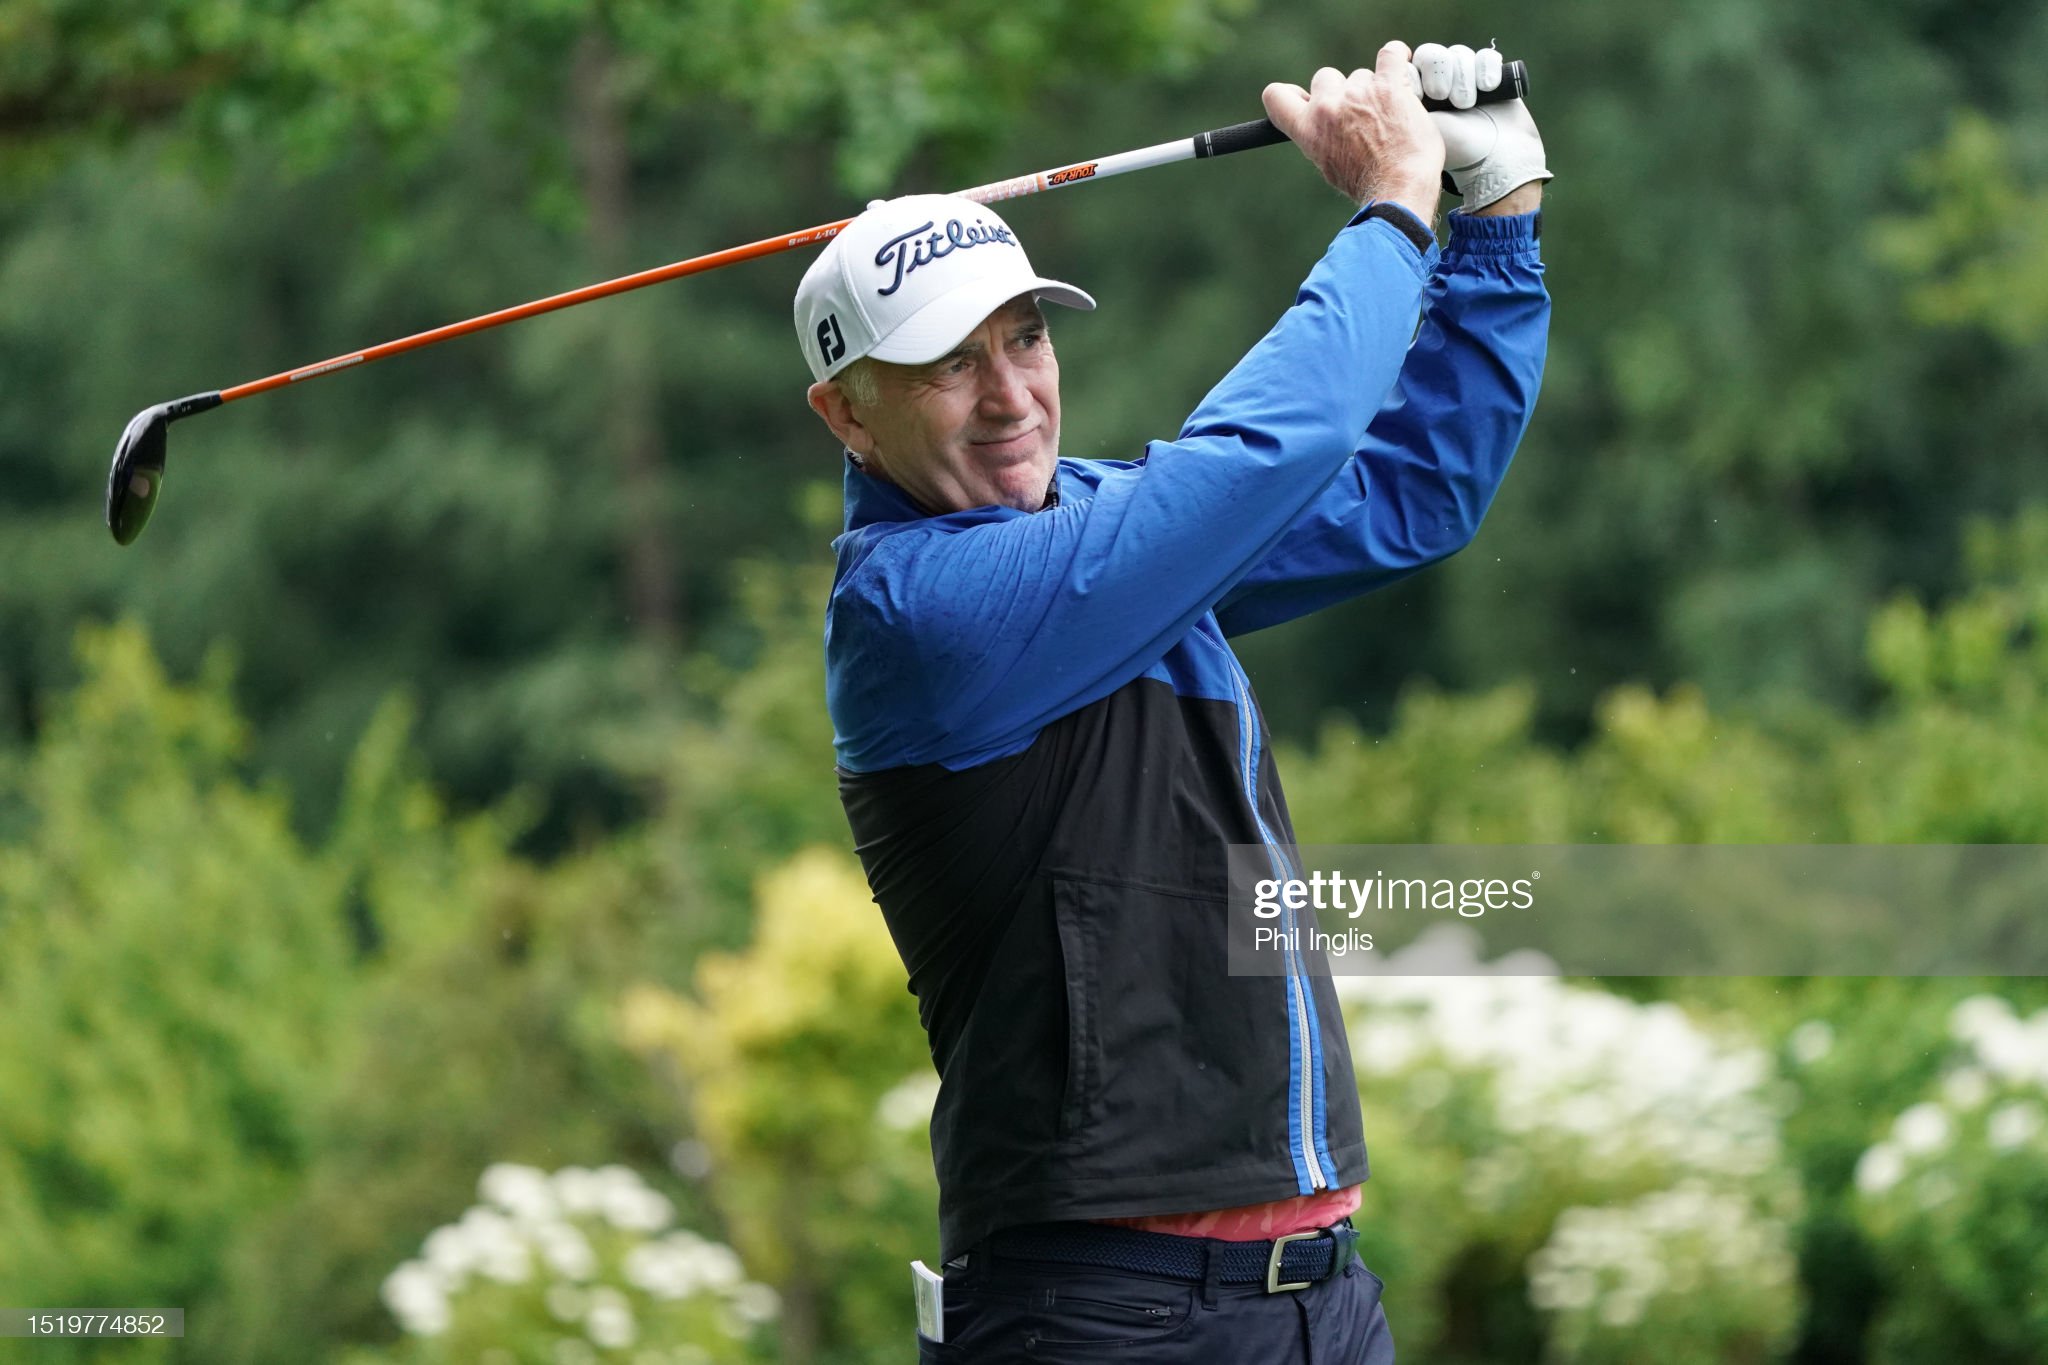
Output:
(915, 1225), (1395, 1364)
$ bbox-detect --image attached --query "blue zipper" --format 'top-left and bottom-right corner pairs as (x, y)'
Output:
(1213, 634), (1329, 1193)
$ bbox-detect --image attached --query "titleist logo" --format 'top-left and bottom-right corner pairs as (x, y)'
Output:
(873, 218), (1017, 296)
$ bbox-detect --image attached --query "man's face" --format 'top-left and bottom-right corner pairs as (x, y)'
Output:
(814, 295), (1061, 516)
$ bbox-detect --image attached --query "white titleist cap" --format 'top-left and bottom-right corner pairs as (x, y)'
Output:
(794, 193), (1095, 383)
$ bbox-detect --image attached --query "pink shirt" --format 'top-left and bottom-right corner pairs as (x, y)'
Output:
(1096, 1184), (1363, 1241)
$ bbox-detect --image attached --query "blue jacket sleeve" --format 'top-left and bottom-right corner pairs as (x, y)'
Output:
(829, 209), (1436, 772)
(1213, 209), (1548, 637)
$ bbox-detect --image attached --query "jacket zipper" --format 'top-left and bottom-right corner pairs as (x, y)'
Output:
(1219, 643), (1328, 1192)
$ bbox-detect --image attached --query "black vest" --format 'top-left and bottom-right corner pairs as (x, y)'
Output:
(841, 674), (1367, 1260)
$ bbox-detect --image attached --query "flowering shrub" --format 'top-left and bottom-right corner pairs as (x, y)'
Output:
(1337, 929), (1800, 1362)
(376, 1163), (776, 1364)
(1527, 1182), (1799, 1364)
(1853, 995), (2048, 1361)
(617, 849), (939, 1358)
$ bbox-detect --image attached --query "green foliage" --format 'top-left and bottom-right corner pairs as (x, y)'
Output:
(8, 0), (2048, 841)
(619, 849), (938, 1365)
(0, 0), (1247, 191)
(1871, 112), (2048, 346)
(634, 556), (850, 929)
(1851, 995), (2048, 1363)
(605, 0), (1253, 193)
(0, 622), (707, 1365)
(0, 623), (352, 1329)
(0, 0), (484, 179)
(1285, 509), (2048, 850)
(11, 3), (2048, 1362)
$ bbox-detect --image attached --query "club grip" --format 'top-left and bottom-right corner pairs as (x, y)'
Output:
(1191, 59), (1529, 158)
(1193, 119), (1292, 158)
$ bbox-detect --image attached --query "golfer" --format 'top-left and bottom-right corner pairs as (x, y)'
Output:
(796, 40), (1549, 1362)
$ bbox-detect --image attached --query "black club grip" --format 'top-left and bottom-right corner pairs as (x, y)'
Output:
(1192, 59), (1529, 159)
(1194, 118), (1293, 158)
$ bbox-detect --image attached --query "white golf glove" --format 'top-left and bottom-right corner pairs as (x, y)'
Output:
(1408, 43), (1552, 210)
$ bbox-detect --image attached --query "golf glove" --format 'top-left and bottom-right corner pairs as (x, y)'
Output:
(1409, 43), (1552, 210)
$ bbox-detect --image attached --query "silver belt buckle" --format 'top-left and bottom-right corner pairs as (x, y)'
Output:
(1265, 1229), (1318, 1293)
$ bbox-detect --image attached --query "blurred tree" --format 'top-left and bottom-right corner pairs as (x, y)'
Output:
(1870, 111), (2048, 346)
(1184, 0), (2048, 742)
(631, 554), (848, 933)
(0, 623), (371, 1363)
(195, 833), (704, 1365)
(1, 0), (1249, 642)
(0, 623), (693, 1365)
(0, 0), (1250, 848)
(619, 848), (937, 1365)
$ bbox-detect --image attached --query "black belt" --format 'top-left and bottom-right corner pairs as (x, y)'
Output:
(984, 1219), (1358, 1294)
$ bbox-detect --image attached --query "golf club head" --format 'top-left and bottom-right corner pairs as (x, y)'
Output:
(105, 391), (220, 546)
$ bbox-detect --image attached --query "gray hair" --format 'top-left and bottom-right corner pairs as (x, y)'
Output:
(835, 357), (881, 408)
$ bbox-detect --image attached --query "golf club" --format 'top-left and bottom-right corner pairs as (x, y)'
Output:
(105, 61), (1529, 546)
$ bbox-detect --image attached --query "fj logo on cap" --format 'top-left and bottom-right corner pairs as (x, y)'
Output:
(873, 218), (1018, 297)
(817, 315), (846, 366)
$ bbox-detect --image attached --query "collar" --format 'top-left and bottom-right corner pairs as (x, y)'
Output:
(840, 450), (1060, 534)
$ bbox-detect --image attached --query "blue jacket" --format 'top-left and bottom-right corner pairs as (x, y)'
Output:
(829, 204), (1548, 1258)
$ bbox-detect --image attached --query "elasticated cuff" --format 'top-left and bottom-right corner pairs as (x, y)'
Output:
(1444, 208), (1542, 257)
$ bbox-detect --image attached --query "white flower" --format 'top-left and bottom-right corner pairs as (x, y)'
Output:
(475, 1236), (532, 1285)
(1950, 994), (2015, 1045)
(876, 1074), (942, 1131)
(1528, 1258), (1597, 1312)
(1348, 970), (1780, 1182)
(678, 1237), (743, 1290)
(553, 1166), (605, 1216)
(624, 1244), (691, 1301)
(1973, 1020), (2039, 1082)
(585, 1287), (637, 1349)
(1855, 1143), (1906, 1196)
(602, 1183), (675, 1234)
(1940, 1068), (1992, 1110)
(729, 1281), (781, 1324)
(422, 1225), (477, 1282)
(481, 1163), (560, 1222)
(1988, 1101), (2043, 1151)
(381, 1261), (451, 1336)
(455, 1207), (530, 1283)
(535, 1221), (598, 1280)
(1893, 1102), (1952, 1155)
(1787, 1020), (1834, 1066)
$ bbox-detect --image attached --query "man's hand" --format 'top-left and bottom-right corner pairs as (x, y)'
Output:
(1410, 43), (1551, 212)
(1262, 42), (1444, 225)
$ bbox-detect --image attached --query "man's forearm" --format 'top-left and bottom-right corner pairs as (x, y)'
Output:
(1212, 207), (1548, 637)
(1471, 181), (1544, 216)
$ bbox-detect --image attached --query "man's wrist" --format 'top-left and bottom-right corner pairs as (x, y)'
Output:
(1356, 200), (1437, 255)
(1470, 181), (1544, 216)
(1364, 178), (1440, 231)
